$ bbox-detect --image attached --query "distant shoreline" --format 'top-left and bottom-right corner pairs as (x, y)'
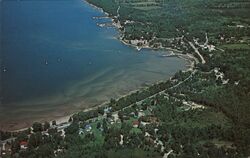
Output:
(84, 0), (196, 70)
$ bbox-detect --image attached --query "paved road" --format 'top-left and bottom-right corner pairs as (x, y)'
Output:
(188, 41), (206, 64)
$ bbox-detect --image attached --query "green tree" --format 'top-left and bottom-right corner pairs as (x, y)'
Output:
(52, 120), (57, 126)
(37, 144), (54, 158)
(65, 123), (79, 135)
(43, 121), (50, 131)
(32, 122), (43, 132)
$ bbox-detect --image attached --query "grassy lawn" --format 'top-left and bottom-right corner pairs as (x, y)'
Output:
(130, 127), (142, 134)
(79, 120), (105, 145)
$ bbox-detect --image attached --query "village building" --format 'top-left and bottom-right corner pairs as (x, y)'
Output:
(138, 111), (145, 118)
(85, 124), (92, 132)
(104, 107), (112, 114)
(20, 141), (28, 150)
(132, 120), (139, 128)
(79, 128), (84, 135)
(139, 115), (159, 125)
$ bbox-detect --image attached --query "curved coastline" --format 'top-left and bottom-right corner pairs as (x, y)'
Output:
(1, 0), (191, 132)
(84, 0), (196, 70)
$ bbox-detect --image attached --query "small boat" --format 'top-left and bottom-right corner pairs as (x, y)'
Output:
(57, 58), (62, 62)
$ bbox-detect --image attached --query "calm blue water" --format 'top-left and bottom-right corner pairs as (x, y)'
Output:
(0, 0), (186, 129)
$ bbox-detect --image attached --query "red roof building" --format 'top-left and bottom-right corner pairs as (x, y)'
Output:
(20, 141), (28, 150)
(132, 120), (139, 128)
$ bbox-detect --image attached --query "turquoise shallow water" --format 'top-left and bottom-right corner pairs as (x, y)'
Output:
(0, 0), (186, 129)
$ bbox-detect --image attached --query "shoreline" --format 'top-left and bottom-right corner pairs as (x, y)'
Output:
(2, 0), (195, 132)
(84, 0), (196, 70)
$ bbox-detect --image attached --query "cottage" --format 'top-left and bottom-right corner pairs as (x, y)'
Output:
(112, 113), (119, 122)
(20, 141), (28, 150)
(141, 121), (150, 126)
(132, 120), (139, 128)
(139, 115), (159, 125)
(145, 132), (151, 137)
(138, 111), (145, 118)
(85, 124), (92, 132)
(104, 107), (112, 114)
(79, 128), (84, 135)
